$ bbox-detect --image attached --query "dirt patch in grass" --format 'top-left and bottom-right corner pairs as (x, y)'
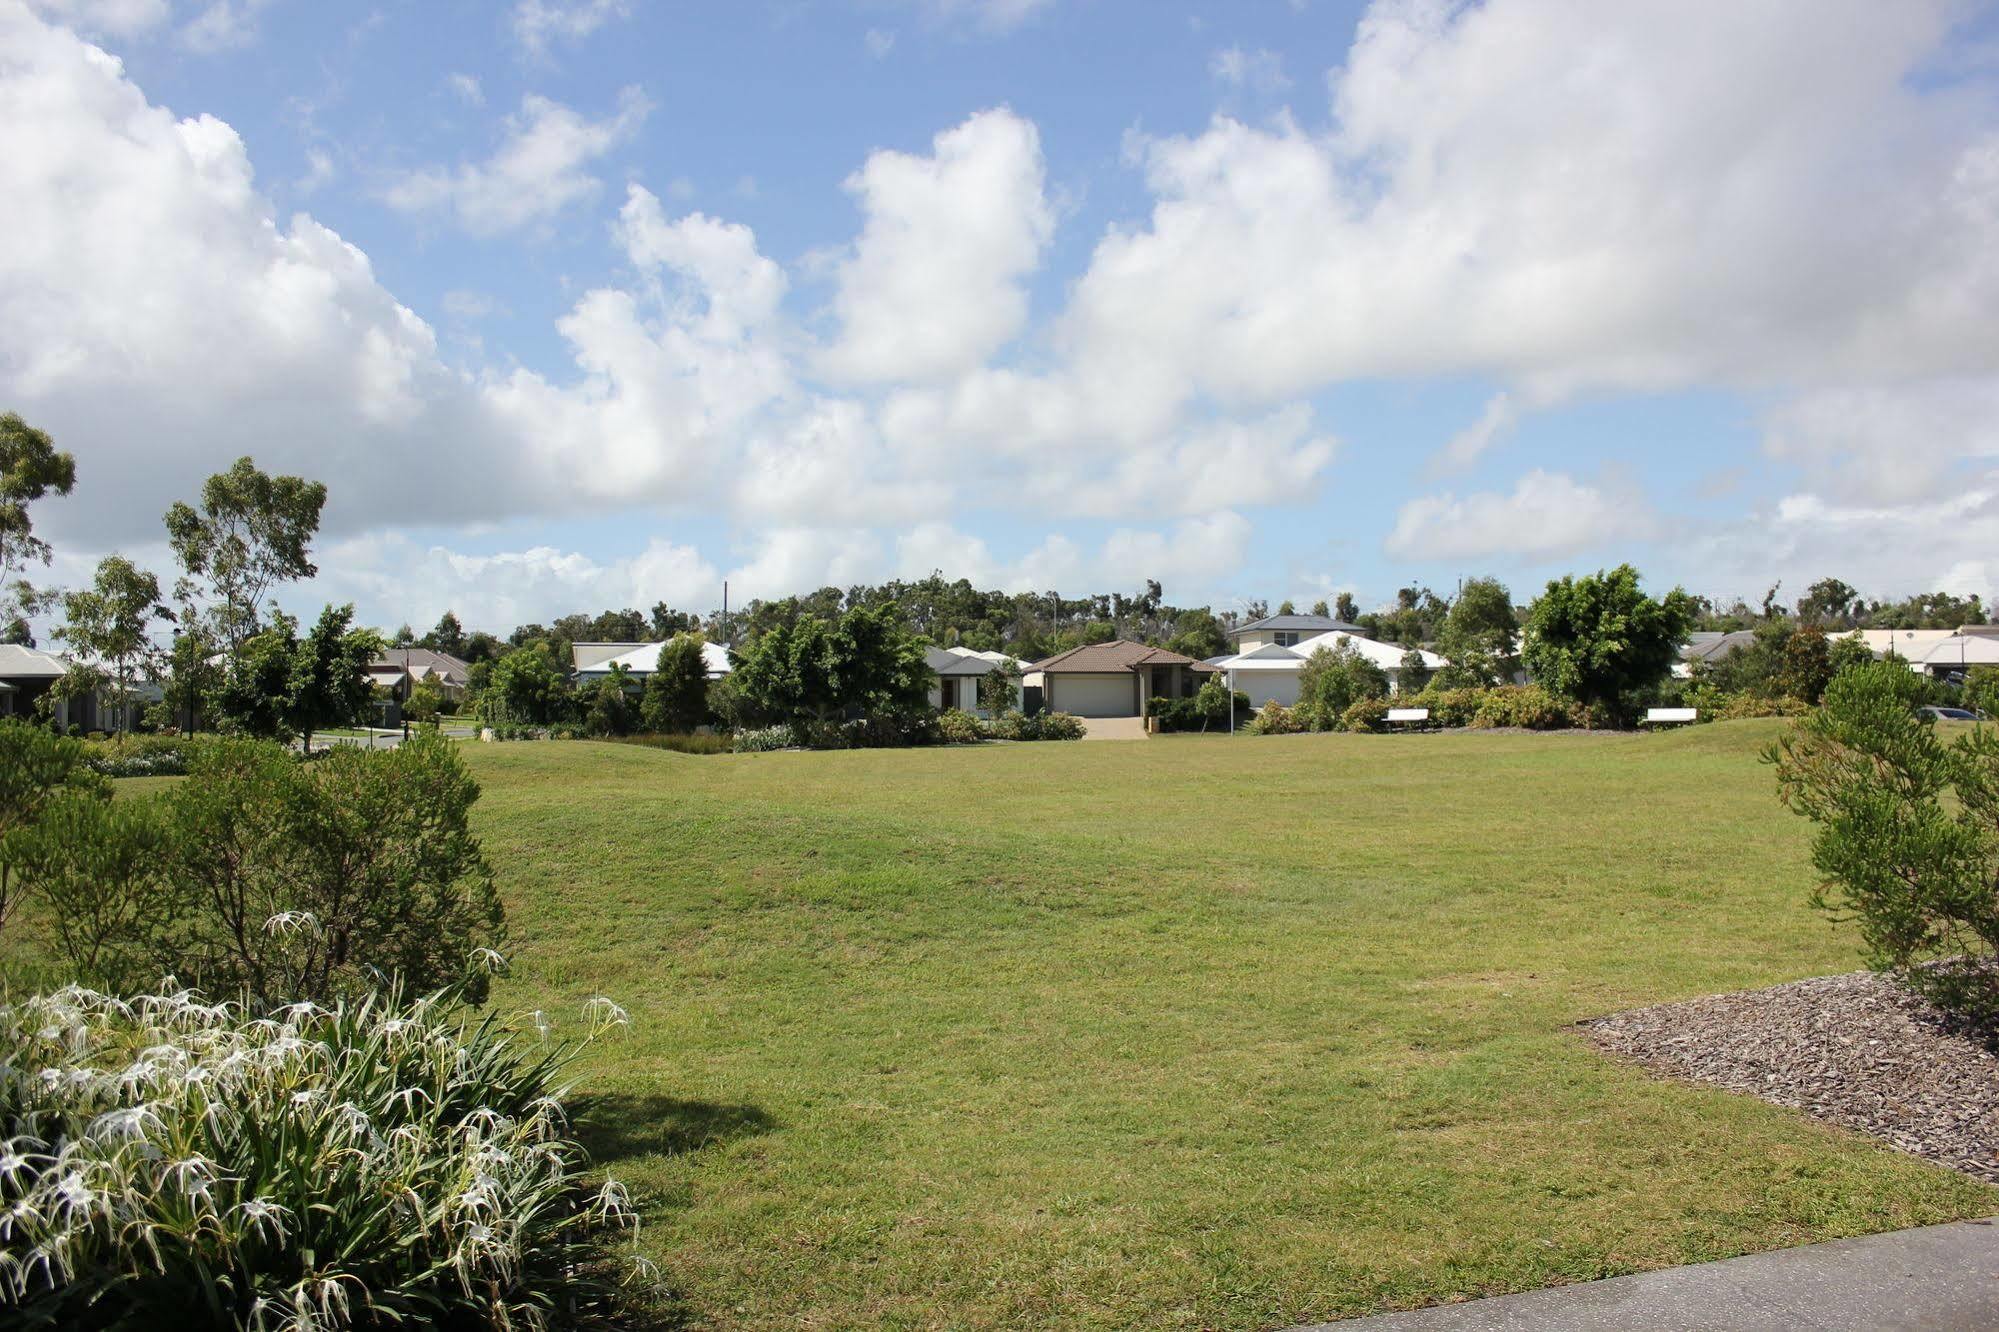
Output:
(1585, 971), (1999, 1182)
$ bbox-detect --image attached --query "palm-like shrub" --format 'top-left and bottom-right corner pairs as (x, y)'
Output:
(0, 984), (638, 1330)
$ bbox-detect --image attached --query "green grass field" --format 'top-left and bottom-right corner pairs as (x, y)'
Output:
(456, 722), (1994, 1329)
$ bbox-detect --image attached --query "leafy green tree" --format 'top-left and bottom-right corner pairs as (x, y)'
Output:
(1276, 599), (1296, 616)
(425, 611), (465, 656)
(404, 677), (446, 724)
(977, 662), (1021, 715)
(1, 616), (31, 647)
(730, 617), (836, 723)
(1166, 608), (1228, 661)
(1522, 565), (1695, 723)
(1310, 599), (1330, 618)
(55, 554), (165, 731)
(392, 623), (416, 648)
(213, 614), (299, 740)
(1777, 624), (1837, 704)
(1298, 641), (1389, 727)
(584, 663), (638, 737)
(641, 637), (712, 732)
(827, 604), (931, 717)
(0, 413), (78, 619)
(1398, 648), (1433, 694)
(288, 604), (383, 749)
(486, 644), (570, 726)
(1334, 592), (1358, 623)
(1797, 577), (1859, 626)
(1771, 660), (1999, 1028)
(161, 625), (222, 733)
(1436, 576), (1518, 687)
(164, 456), (327, 653)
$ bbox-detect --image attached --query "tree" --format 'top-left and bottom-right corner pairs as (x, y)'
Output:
(1798, 577), (1859, 627)
(392, 623), (417, 648)
(1436, 576), (1518, 687)
(977, 661), (1021, 715)
(164, 456), (327, 652)
(641, 637), (712, 732)
(1522, 565), (1695, 724)
(425, 611), (466, 656)
(1777, 624), (1836, 704)
(1277, 599), (1296, 616)
(404, 677), (446, 724)
(1, 616), (30, 647)
(649, 602), (698, 639)
(213, 615), (299, 740)
(486, 644), (570, 726)
(1334, 592), (1358, 623)
(826, 604), (931, 717)
(584, 663), (637, 737)
(1165, 608), (1228, 661)
(1310, 599), (1330, 618)
(0, 413), (78, 619)
(1771, 660), (1999, 1028)
(1297, 641), (1389, 727)
(55, 555), (165, 732)
(1398, 648), (1432, 694)
(0, 721), (106, 936)
(730, 616), (836, 723)
(288, 604), (383, 749)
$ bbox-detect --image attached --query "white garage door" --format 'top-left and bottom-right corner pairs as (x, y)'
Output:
(1240, 672), (1302, 710)
(1052, 673), (1137, 717)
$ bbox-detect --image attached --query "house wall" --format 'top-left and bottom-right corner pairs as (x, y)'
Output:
(1047, 671), (1140, 717)
(932, 674), (1018, 717)
(1236, 672), (1302, 710)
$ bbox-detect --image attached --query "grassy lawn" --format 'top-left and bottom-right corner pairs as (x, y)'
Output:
(460, 722), (1995, 1330)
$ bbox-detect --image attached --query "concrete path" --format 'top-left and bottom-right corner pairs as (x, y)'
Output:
(1297, 1218), (1999, 1331)
(1079, 716), (1149, 740)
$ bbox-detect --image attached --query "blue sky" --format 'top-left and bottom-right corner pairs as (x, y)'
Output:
(6, 0), (1999, 634)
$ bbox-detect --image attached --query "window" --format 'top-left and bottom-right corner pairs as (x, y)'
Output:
(1275, 631), (1300, 647)
(939, 678), (955, 709)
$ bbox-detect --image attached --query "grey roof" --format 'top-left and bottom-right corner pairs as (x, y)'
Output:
(1679, 630), (1759, 663)
(368, 648), (472, 683)
(1229, 614), (1367, 637)
(0, 643), (69, 679)
(924, 646), (993, 676)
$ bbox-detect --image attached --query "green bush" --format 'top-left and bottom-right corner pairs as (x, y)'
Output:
(1298, 642), (1390, 721)
(1246, 701), (1303, 735)
(77, 733), (209, 777)
(1416, 687), (1487, 728)
(8, 734), (504, 1005)
(605, 732), (733, 755)
(936, 708), (984, 744)
(0, 983), (640, 1329)
(733, 724), (797, 753)
(1341, 696), (1392, 733)
(0, 722), (106, 935)
(982, 710), (1086, 741)
(1468, 685), (1572, 730)
(1771, 660), (1999, 1030)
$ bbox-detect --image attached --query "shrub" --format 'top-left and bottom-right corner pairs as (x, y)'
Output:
(1298, 642), (1389, 720)
(936, 708), (983, 744)
(1247, 701), (1303, 735)
(982, 710), (1086, 741)
(641, 637), (713, 734)
(1341, 696), (1392, 733)
(1771, 660), (1999, 1030)
(77, 733), (208, 778)
(0, 722), (106, 935)
(0, 983), (640, 1330)
(605, 733), (733, 755)
(1418, 687), (1487, 728)
(1468, 685), (1572, 730)
(733, 724), (797, 753)
(9, 734), (504, 1005)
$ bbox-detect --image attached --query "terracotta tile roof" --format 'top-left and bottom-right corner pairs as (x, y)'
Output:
(1030, 640), (1217, 673)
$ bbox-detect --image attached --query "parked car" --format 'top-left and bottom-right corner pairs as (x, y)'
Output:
(1917, 705), (1983, 722)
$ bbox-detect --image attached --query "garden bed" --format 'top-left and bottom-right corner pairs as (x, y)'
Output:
(1585, 970), (1999, 1182)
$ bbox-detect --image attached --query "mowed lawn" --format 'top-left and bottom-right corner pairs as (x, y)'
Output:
(461, 723), (1991, 1330)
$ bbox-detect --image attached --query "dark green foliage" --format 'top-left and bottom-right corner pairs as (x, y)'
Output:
(731, 606), (929, 727)
(977, 662), (1020, 715)
(1298, 642), (1390, 728)
(11, 734), (503, 1004)
(640, 636), (713, 733)
(0, 721), (106, 934)
(1771, 661), (1999, 1031)
(1341, 696), (1391, 733)
(212, 605), (383, 745)
(486, 642), (572, 726)
(936, 708), (983, 744)
(583, 663), (638, 737)
(0, 413), (77, 619)
(1435, 576), (1517, 686)
(164, 455), (327, 652)
(1522, 564), (1695, 723)
(606, 732), (734, 755)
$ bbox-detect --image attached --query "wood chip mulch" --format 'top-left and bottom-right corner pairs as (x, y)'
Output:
(1582, 971), (1999, 1182)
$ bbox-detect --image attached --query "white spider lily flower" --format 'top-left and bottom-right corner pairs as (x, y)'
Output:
(262, 910), (321, 937)
(470, 947), (508, 974)
(583, 996), (629, 1033)
(234, 1196), (294, 1242)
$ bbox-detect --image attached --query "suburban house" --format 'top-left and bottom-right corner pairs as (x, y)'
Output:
(1227, 613), (1367, 650)
(1212, 631), (1448, 709)
(573, 637), (733, 682)
(0, 643), (79, 725)
(1023, 640), (1217, 717)
(926, 645), (1022, 716)
(1673, 630), (1761, 678)
(366, 648), (473, 702)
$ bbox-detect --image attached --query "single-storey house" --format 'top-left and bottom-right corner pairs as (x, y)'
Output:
(574, 637), (732, 682)
(926, 645), (1023, 716)
(1673, 630), (1761, 679)
(1908, 633), (1999, 679)
(1022, 640), (1216, 717)
(0, 643), (155, 731)
(1212, 631), (1447, 710)
(1228, 613), (1367, 650)
(367, 648), (473, 701)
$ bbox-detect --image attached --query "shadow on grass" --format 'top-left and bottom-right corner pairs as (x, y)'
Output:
(573, 1092), (778, 1164)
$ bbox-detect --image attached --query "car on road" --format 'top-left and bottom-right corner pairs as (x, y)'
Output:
(1917, 705), (1983, 722)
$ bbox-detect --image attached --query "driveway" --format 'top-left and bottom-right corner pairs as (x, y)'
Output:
(1079, 716), (1148, 741)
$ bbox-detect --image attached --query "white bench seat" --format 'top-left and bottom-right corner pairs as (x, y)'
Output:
(1385, 707), (1430, 725)
(1642, 707), (1697, 726)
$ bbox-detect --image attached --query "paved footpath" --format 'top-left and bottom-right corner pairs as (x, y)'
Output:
(1297, 1218), (1999, 1332)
